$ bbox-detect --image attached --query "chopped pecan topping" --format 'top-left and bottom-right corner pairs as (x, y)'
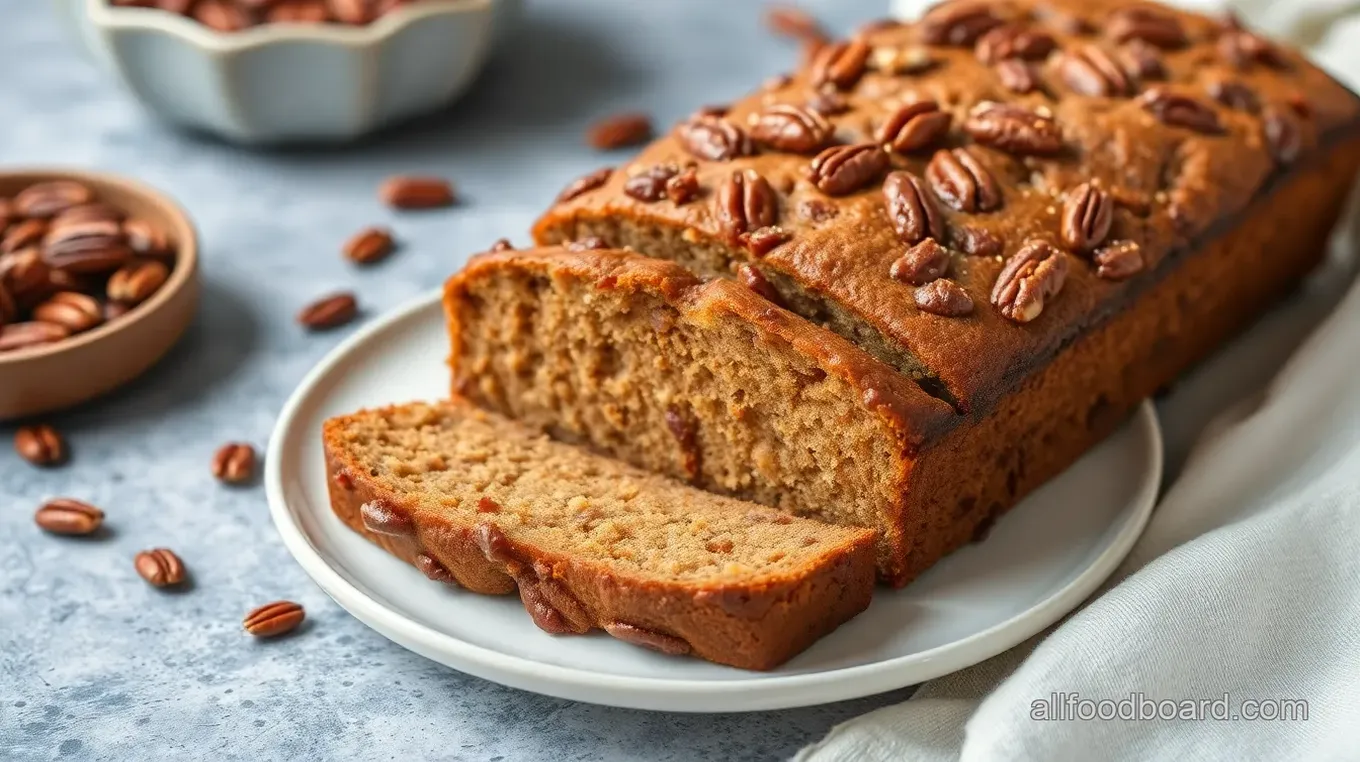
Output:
(1060, 183), (1114, 252)
(1107, 185), (1153, 216)
(1092, 240), (1144, 280)
(807, 143), (888, 196)
(951, 225), (1003, 257)
(996, 60), (1040, 94)
(1207, 80), (1259, 112)
(810, 38), (871, 91)
(974, 24), (1055, 64)
(1107, 6), (1186, 48)
(1036, 6), (1091, 35)
(750, 104), (833, 154)
(963, 102), (1063, 155)
(927, 148), (1002, 213)
(1058, 45), (1136, 97)
(877, 101), (952, 154)
(675, 115), (754, 161)
(920, 1), (1002, 46)
(1120, 40), (1166, 80)
(990, 239), (1069, 323)
(623, 164), (680, 202)
(914, 278), (975, 317)
(739, 226), (793, 257)
(715, 170), (778, 240)
(869, 45), (936, 74)
(665, 166), (701, 205)
(1219, 30), (1286, 70)
(1137, 89), (1224, 134)
(883, 171), (944, 245)
(890, 238), (951, 286)
(806, 90), (850, 116)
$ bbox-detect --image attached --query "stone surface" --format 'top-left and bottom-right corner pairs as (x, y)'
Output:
(0, 1), (916, 759)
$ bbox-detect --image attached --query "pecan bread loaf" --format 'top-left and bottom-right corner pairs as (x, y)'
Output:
(520, 0), (1360, 583)
(447, 247), (959, 583)
(537, 0), (1360, 414)
(323, 399), (876, 670)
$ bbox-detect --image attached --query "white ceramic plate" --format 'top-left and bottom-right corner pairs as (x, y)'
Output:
(266, 291), (1163, 713)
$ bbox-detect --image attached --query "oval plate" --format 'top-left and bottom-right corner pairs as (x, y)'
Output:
(266, 291), (1162, 712)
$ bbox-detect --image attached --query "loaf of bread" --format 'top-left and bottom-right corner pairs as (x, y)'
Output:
(322, 399), (876, 670)
(537, 0), (1360, 411)
(447, 247), (956, 583)
(495, 0), (1360, 584)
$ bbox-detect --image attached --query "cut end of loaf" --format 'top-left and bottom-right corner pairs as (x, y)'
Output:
(533, 210), (964, 412)
(444, 247), (955, 581)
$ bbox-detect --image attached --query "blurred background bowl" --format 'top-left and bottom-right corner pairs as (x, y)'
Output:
(52, 0), (519, 144)
(0, 169), (200, 420)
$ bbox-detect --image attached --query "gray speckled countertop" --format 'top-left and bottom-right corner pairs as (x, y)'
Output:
(0, 2), (918, 759)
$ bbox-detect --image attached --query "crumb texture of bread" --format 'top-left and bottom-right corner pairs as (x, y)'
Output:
(323, 399), (876, 670)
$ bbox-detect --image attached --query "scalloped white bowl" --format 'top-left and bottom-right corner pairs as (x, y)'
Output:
(53, 0), (518, 143)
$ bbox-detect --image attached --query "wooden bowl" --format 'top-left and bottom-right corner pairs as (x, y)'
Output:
(0, 169), (200, 420)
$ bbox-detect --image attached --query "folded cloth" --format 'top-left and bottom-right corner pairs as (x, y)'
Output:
(800, 2), (1360, 759)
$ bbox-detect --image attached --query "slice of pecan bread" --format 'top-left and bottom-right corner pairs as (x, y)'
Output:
(323, 399), (876, 670)
(446, 247), (962, 585)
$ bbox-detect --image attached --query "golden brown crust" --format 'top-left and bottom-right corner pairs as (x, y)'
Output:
(533, 0), (1360, 415)
(322, 401), (877, 670)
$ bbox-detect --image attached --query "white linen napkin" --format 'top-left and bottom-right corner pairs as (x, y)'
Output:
(799, 2), (1360, 759)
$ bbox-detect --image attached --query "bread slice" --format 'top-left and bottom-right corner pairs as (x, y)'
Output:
(322, 399), (876, 670)
(446, 246), (961, 585)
